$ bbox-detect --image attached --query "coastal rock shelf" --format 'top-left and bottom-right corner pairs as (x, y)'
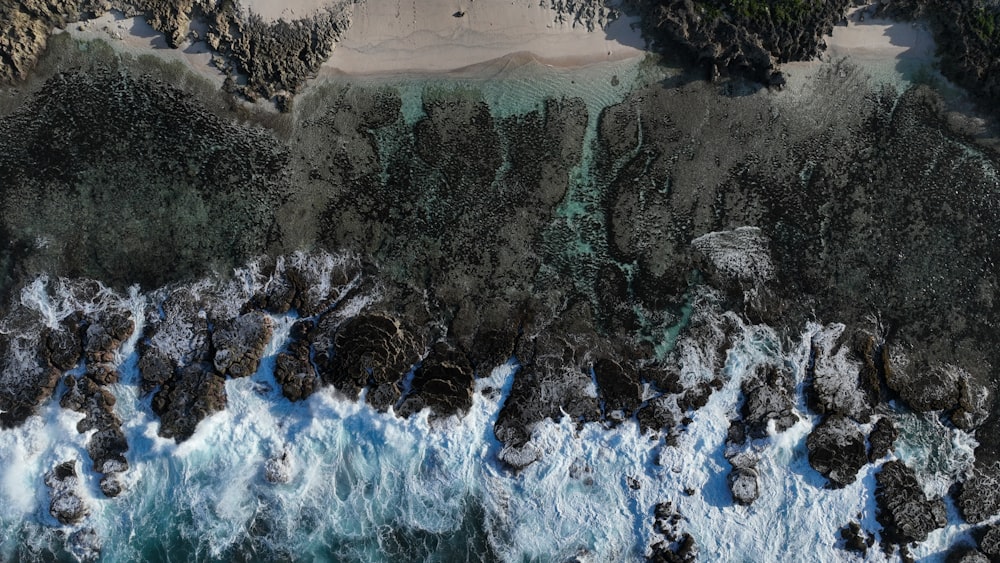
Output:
(1, 10), (999, 560)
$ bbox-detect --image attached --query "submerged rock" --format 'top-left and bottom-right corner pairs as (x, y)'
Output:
(806, 415), (866, 488)
(44, 461), (88, 525)
(838, 521), (874, 556)
(728, 466), (760, 506)
(264, 451), (294, 484)
(68, 527), (101, 562)
(875, 460), (947, 545)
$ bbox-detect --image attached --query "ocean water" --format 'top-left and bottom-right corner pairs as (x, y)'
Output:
(0, 253), (988, 562)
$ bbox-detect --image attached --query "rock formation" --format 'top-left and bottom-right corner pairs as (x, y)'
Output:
(44, 461), (89, 525)
(806, 415), (867, 488)
(875, 460), (947, 545)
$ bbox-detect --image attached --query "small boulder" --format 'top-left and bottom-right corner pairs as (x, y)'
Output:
(45, 461), (89, 525)
(728, 467), (759, 506)
(264, 451), (293, 484)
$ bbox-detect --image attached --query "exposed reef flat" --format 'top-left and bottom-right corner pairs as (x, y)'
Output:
(3, 0), (1000, 559)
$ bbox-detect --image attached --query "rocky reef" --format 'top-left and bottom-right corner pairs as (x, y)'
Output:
(0, 20), (999, 559)
(629, 0), (851, 84)
(0, 0), (353, 103)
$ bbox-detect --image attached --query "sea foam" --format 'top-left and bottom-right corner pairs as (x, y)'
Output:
(0, 254), (990, 562)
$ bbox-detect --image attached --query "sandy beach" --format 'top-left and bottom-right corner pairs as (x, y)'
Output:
(323, 0), (646, 75)
(59, 1), (939, 95)
(63, 0), (647, 87)
(64, 12), (228, 88)
(826, 7), (936, 61)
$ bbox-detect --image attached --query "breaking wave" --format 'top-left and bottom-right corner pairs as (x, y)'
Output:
(0, 252), (984, 562)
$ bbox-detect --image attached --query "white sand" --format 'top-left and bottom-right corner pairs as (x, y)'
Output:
(61, 1), (646, 87)
(323, 0), (646, 75)
(57, 2), (935, 97)
(242, 0), (333, 22)
(824, 7), (936, 62)
(63, 12), (228, 88)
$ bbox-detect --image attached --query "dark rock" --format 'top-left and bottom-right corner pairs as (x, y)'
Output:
(204, 3), (352, 101)
(467, 328), (518, 376)
(728, 466), (759, 506)
(137, 344), (176, 395)
(677, 382), (715, 412)
(493, 349), (601, 469)
(726, 419), (746, 446)
(151, 362), (227, 442)
(740, 364), (798, 439)
(650, 501), (696, 562)
(868, 417), (899, 462)
(885, 357), (961, 412)
(593, 357), (642, 422)
(321, 314), (420, 407)
(396, 342), (475, 419)
(83, 312), (135, 385)
(44, 461), (88, 525)
(637, 396), (676, 437)
(980, 524), (1000, 559)
(274, 351), (316, 402)
(43, 320), (82, 371)
(212, 312), (274, 378)
(68, 526), (101, 562)
(254, 255), (362, 316)
(959, 463), (1000, 524)
(806, 415), (867, 488)
(947, 548), (990, 563)
(272, 319), (317, 402)
(807, 326), (875, 423)
(875, 460), (947, 545)
(264, 451), (293, 484)
(952, 374), (992, 430)
(838, 521), (874, 555)
(0, 331), (62, 427)
(59, 375), (128, 496)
